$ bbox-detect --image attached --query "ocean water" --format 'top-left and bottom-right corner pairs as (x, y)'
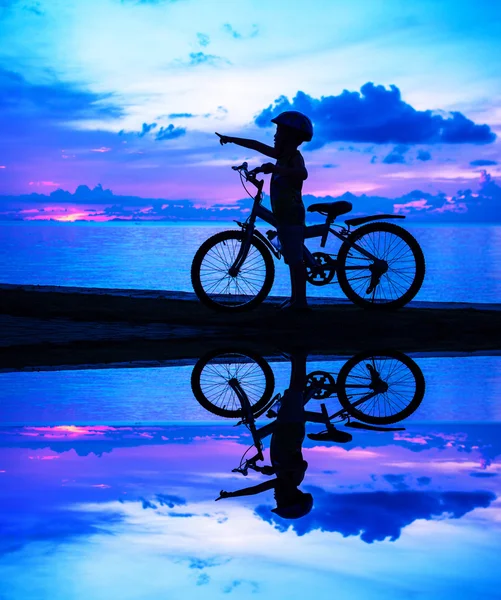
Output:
(1, 221), (501, 303)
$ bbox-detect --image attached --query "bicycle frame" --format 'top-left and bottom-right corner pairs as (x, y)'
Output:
(228, 164), (389, 277)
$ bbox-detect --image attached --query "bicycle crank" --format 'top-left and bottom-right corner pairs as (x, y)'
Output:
(306, 252), (336, 286)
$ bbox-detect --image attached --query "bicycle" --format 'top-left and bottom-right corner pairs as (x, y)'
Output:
(191, 349), (426, 476)
(191, 162), (426, 312)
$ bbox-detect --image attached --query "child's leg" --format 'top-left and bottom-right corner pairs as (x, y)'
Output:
(290, 262), (307, 308)
(278, 225), (308, 308)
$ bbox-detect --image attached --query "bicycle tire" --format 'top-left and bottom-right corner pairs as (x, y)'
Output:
(337, 222), (425, 309)
(336, 350), (425, 425)
(191, 349), (276, 418)
(191, 230), (275, 312)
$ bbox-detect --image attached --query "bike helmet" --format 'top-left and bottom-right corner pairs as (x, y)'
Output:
(271, 491), (313, 519)
(271, 111), (313, 142)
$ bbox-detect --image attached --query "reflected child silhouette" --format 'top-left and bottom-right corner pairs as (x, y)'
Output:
(216, 110), (313, 312)
(216, 350), (313, 520)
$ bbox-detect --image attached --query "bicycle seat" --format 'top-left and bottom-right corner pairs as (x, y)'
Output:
(307, 429), (353, 443)
(307, 201), (352, 220)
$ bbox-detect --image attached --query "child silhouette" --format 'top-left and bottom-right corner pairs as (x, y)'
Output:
(216, 110), (313, 311)
(215, 350), (313, 520)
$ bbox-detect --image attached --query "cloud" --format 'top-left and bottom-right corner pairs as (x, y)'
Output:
(186, 52), (230, 67)
(197, 32), (210, 47)
(417, 150), (432, 161)
(222, 23), (259, 39)
(197, 573), (210, 586)
(470, 159), (498, 166)
(138, 122), (157, 137)
(382, 474), (410, 491)
(383, 144), (410, 164)
(155, 493), (187, 507)
(322, 163), (338, 168)
(155, 123), (186, 140)
(91, 147), (112, 153)
(0, 67), (123, 124)
(0, 505), (124, 556)
(168, 112), (194, 118)
(254, 83), (496, 149)
(3, 171), (501, 222)
(255, 487), (496, 543)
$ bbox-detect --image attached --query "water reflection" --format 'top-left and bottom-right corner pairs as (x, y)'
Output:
(1, 348), (500, 598)
(192, 348), (426, 522)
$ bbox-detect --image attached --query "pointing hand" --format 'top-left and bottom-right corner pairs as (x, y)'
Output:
(215, 132), (231, 145)
(216, 490), (232, 500)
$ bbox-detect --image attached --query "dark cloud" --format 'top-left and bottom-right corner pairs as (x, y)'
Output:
(383, 144), (410, 164)
(470, 159), (498, 166)
(156, 493), (187, 507)
(417, 149), (432, 161)
(155, 123), (186, 140)
(470, 472), (498, 478)
(197, 32), (210, 47)
(138, 122), (157, 137)
(222, 23), (259, 39)
(0, 505), (124, 556)
(0, 67), (122, 123)
(255, 487), (496, 543)
(382, 474), (410, 490)
(140, 494), (186, 509)
(322, 163), (338, 168)
(254, 83), (496, 149)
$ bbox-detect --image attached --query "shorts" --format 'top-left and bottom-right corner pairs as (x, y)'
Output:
(277, 224), (305, 265)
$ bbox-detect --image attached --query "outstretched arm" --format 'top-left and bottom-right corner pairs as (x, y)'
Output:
(216, 132), (278, 159)
(216, 478), (277, 500)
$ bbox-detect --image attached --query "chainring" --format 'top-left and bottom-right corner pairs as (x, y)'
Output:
(306, 252), (336, 286)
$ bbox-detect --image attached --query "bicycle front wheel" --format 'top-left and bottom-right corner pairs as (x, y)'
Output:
(337, 222), (425, 309)
(191, 350), (275, 418)
(336, 350), (425, 425)
(191, 230), (275, 312)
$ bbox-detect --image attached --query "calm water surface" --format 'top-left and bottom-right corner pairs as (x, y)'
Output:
(1, 222), (501, 302)
(1, 352), (500, 599)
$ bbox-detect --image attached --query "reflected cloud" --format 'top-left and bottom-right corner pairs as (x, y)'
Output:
(255, 487), (496, 543)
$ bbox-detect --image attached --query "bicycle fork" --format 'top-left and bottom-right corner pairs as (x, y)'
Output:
(228, 226), (255, 277)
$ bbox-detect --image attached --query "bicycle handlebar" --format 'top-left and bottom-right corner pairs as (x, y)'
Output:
(231, 162), (264, 191)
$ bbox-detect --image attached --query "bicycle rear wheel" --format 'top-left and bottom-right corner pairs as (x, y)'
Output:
(191, 230), (275, 312)
(191, 350), (276, 418)
(337, 222), (425, 309)
(336, 350), (425, 425)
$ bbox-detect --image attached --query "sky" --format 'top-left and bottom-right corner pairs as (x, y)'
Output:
(1, 0), (501, 220)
